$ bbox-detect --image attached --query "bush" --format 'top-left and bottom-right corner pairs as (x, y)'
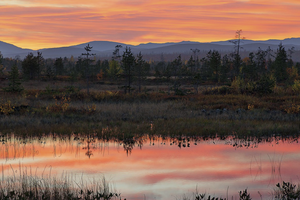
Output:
(254, 74), (276, 94)
(275, 181), (300, 200)
(231, 75), (276, 95)
(292, 80), (300, 93)
(0, 100), (15, 115)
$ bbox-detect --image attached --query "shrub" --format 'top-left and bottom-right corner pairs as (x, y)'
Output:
(292, 80), (300, 94)
(284, 104), (300, 114)
(231, 77), (246, 94)
(0, 100), (15, 115)
(275, 181), (300, 200)
(46, 95), (71, 113)
(254, 74), (276, 95)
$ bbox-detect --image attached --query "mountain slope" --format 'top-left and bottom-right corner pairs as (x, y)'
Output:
(0, 41), (33, 57)
(1, 38), (300, 59)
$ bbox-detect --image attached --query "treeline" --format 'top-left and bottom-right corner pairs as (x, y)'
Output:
(1, 43), (300, 94)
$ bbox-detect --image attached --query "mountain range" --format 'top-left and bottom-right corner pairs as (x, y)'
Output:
(1, 38), (300, 60)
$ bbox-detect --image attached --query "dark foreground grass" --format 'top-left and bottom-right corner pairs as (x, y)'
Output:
(1, 165), (122, 200)
(1, 168), (299, 200)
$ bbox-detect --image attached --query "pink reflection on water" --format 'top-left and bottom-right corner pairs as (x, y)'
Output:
(1, 135), (300, 200)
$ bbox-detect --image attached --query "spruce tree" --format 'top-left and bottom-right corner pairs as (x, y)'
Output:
(121, 47), (135, 93)
(135, 52), (149, 93)
(273, 43), (288, 83)
(0, 52), (4, 79)
(5, 64), (23, 92)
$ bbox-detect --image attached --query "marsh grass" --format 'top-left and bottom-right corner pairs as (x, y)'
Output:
(0, 164), (121, 200)
(1, 82), (300, 138)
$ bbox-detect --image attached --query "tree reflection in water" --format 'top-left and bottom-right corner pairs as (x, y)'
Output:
(83, 135), (95, 158)
(0, 133), (299, 160)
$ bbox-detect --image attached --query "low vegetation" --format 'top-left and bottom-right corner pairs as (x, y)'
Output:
(1, 167), (299, 200)
(1, 81), (300, 140)
(0, 166), (122, 200)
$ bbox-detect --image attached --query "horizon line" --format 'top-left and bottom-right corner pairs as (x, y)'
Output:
(1, 37), (300, 51)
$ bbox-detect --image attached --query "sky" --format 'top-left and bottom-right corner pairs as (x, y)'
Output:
(0, 0), (300, 50)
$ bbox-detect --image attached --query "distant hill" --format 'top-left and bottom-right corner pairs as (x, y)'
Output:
(70, 41), (130, 52)
(1, 38), (300, 61)
(0, 41), (33, 58)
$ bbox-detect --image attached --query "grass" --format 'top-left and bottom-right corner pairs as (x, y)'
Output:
(0, 164), (122, 200)
(1, 166), (299, 200)
(1, 80), (300, 139)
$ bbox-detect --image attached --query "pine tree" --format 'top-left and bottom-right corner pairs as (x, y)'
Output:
(22, 52), (43, 80)
(273, 43), (288, 83)
(206, 50), (222, 83)
(54, 57), (64, 76)
(121, 47), (135, 93)
(0, 52), (4, 79)
(82, 44), (95, 94)
(135, 52), (149, 93)
(4, 64), (23, 92)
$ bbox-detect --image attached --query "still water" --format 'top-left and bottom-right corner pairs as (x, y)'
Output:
(1, 134), (300, 200)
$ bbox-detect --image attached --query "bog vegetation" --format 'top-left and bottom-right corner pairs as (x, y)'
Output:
(0, 42), (300, 137)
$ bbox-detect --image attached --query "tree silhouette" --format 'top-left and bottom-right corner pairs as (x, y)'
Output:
(121, 47), (135, 94)
(5, 64), (23, 92)
(0, 52), (4, 79)
(190, 48), (200, 73)
(22, 52), (41, 80)
(82, 44), (95, 95)
(206, 50), (222, 83)
(135, 52), (149, 92)
(273, 43), (288, 83)
(170, 55), (183, 95)
(230, 30), (244, 79)
(112, 45), (123, 61)
(54, 57), (64, 76)
(107, 60), (122, 80)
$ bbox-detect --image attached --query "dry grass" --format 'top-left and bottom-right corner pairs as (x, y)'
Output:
(0, 164), (121, 200)
(1, 80), (300, 138)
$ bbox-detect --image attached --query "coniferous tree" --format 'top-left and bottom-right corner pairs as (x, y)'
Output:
(22, 53), (38, 80)
(230, 30), (244, 79)
(241, 53), (256, 81)
(82, 44), (95, 94)
(36, 51), (44, 80)
(54, 57), (64, 76)
(206, 50), (222, 83)
(107, 60), (122, 80)
(273, 43), (288, 83)
(45, 65), (54, 80)
(187, 56), (195, 75)
(0, 52), (4, 79)
(4, 64), (23, 92)
(170, 55), (183, 94)
(221, 54), (230, 82)
(135, 52), (149, 92)
(121, 47), (135, 93)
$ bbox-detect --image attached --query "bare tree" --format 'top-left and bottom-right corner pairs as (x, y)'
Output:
(229, 30), (245, 78)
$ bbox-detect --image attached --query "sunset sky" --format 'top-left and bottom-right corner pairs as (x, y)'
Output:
(0, 0), (300, 50)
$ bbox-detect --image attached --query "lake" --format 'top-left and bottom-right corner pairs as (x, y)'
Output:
(1, 134), (299, 200)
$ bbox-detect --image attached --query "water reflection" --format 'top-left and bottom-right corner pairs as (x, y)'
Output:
(0, 134), (300, 200)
